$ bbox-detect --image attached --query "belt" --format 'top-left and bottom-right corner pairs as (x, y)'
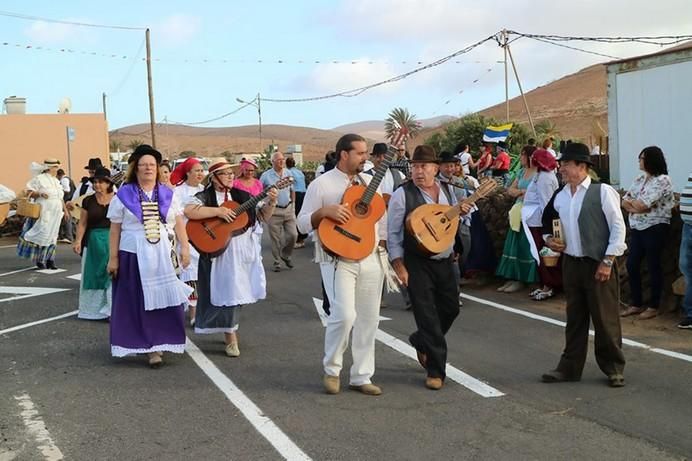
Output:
(276, 202), (293, 209)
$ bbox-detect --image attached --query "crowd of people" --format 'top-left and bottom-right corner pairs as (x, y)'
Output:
(11, 133), (691, 392)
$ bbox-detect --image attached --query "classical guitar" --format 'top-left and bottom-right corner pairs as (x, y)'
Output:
(70, 171), (125, 220)
(405, 180), (497, 256)
(318, 129), (407, 261)
(187, 176), (294, 256)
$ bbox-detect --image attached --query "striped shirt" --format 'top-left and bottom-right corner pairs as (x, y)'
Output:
(681, 172), (692, 224)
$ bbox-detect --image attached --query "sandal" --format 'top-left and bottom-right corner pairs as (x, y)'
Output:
(148, 353), (163, 369)
(529, 288), (543, 297)
(532, 288), (554, 301)
(620, 306), (645, 317)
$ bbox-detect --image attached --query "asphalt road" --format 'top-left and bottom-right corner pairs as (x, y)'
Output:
(1, 236), (691, 461)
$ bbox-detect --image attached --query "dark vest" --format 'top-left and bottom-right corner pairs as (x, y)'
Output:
(402, 181), (453, 258)
(577, 183), (610, 262)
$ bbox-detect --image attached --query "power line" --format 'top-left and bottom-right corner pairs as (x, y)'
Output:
(166, 100), (256, 126)
(507, 31), (692, 46)
(261, 34), (500, 103)
(0, 9), (145, 30)
(524, 36), (623, 60)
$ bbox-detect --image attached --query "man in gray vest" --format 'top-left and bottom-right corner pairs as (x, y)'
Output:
(541, 143), (628, 387)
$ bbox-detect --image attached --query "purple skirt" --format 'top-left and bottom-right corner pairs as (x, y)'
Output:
(110, 250), (186, 357)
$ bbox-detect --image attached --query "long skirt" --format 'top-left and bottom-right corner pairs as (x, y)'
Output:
(495, 226), (539, 283)
(78, 229), (112, 320)
(17, 219), (56, 265)
(463, 213), (497, 274)
(110, 251), (186, 357)
(194, 254), (240, 334)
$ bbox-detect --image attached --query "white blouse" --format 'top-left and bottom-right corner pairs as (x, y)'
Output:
(107, 191), (183, 253)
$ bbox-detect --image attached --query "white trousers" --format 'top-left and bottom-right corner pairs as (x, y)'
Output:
(320, 252), (384, 385)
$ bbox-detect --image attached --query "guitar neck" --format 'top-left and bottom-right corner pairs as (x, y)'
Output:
(361, 151), (395, 205)
(443, 186), (490, 221)
(235, 190), (269, 215)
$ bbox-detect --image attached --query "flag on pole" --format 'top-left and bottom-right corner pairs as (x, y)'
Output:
(482, 123), (513, 143)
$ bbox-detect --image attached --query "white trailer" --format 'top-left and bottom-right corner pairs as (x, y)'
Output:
(607, 44), (692, 192)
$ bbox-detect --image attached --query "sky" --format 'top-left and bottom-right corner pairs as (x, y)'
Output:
(1, 1), (691, 132)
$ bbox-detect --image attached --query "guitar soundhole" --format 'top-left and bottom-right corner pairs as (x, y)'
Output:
(354, 201), (369, 216)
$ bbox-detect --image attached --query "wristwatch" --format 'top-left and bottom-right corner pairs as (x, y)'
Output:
(601, 258), (614, 267)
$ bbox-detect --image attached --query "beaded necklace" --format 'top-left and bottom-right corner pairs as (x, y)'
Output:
(138, 185), (162, 244)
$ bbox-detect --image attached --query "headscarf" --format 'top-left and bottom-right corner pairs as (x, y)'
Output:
(531, 148), (558, 172)
(170, 157), (200, 186)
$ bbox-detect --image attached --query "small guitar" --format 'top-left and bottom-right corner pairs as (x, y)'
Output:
(187, 176), (294, 256)
(318, 129), (407, 261)
(70, 171), (125, 220)
(405, 180), (497, 256)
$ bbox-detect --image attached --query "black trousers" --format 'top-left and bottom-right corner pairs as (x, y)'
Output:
(295, 191), (307, 242)
(558, 255), (625, 378)
(626, 223), (669, 309)
(406, 254), (460, 379)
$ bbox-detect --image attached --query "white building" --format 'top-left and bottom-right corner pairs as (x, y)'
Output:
(607, 43), (692, 192)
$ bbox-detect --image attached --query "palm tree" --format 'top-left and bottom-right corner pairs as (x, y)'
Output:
(127, 139), (144, 152)
(109, 139), (122, 152)
(535, 120), (560, 140)
(385, 107), (422, 144)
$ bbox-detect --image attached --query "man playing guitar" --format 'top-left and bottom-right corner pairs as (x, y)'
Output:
(297, 133), (387, 396)
(388, 145), (472, 391)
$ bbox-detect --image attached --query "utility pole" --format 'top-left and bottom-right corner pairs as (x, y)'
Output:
(257, 92), (262, 154)
(145, 28), (157, 148)
(102, 92), (107, 121)
(502, 29), (509, 122)
(506, 43), (537, 137)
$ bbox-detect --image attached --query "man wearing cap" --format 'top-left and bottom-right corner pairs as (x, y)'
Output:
(541, 142), (627, 387)
(388, 145), (472, 390)
(260, 151), (297, 272)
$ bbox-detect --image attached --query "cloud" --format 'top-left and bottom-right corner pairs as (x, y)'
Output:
(279, 60), (404, 97)
(24, 20), (82, 44)
(155, 14), (201, 45)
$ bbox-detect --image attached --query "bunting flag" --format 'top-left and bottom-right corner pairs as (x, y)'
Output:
(482, 123), (513, 142)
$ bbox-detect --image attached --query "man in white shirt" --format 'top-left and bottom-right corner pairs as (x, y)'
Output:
(541, 143), (627, 388)
(456, 142), (473, 176)
(297, 134), (387, 396)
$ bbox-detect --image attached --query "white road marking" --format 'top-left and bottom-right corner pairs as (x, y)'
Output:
(0, 267), (34, 277)
(185, 338), (312, 461)
(461, 293), (692, 364)
(375, 330), (505, 398)
(0, 311), (78, 336)
(0, 287), (70, 304)
(34, 269), (67, 275)
(0, 244), (17, 249)
(66, 274), (81, 281)
(14, 393), (64, 460)
(312, 297), (503, 398)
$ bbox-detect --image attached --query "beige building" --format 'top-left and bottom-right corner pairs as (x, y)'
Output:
(0, 113), (109, 194)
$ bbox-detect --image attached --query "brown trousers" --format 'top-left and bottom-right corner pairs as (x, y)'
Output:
(557, 255), (626, 378)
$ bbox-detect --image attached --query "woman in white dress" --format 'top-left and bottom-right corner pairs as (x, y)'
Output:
(17, 158), (68, 269)
(170, 157), (206, 325)
(184, 161), (277, 357)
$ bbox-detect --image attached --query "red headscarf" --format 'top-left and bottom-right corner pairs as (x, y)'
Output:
(531, 148), (557, 172)
(169, 157), (200, 186)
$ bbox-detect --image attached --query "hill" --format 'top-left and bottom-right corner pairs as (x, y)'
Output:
(110, 123), (349, 162)
(411, 63), (608, 149)
(334, 115), (455, 141)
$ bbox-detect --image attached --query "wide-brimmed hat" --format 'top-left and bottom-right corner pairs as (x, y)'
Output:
(84, 158), (103, 170)
(531, 148), (557, 171)
(203, 161), (235, 185)
(92, 166), (114, 183)
(128, 144), (162, 165)
(43, 158), (61, 168)
(438, 151), (459, 164)
(410, 145), (439, 164)
(371, 143), (388, 156)
(558, 142), (593, 165)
